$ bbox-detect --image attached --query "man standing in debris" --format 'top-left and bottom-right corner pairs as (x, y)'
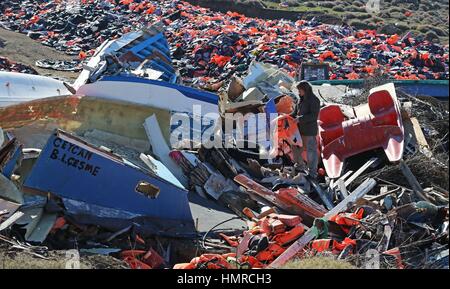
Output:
(291, 80), (321, 179)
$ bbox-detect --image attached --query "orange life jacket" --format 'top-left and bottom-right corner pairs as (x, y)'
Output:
(311, 239), (331, 252)
(330, 208), (364, 233)
(312, 238), (356, 253)
(332, 237), (357, 251)
(256, 243), (286, 262)
(271, 225), (305, 246)
(238, 255), (265, 269)
(195, 254), (233, 269)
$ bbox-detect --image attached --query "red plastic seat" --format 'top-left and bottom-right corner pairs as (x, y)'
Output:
(318, 84), (404, 178)
(319, 105), (345, 146)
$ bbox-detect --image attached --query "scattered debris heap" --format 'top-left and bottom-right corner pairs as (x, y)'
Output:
(0, 0), (448, 92)
(0, 0), (448, 270)
(0, 56), (38, 75)
(170, 63), (449, 269)
(0, 58), (448, 269)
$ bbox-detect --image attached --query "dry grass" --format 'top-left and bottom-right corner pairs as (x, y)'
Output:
(0, 246), (128, 269)
(280, 256), (356, 269)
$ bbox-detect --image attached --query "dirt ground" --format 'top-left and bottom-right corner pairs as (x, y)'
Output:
(0, 28), (78, 82)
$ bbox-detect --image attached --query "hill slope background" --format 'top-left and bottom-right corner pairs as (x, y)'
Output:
(187, 0), (449, 44)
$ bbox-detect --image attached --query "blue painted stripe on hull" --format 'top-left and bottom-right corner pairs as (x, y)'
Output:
(100, 76), (219, 104)
(310, 80), (449, 99)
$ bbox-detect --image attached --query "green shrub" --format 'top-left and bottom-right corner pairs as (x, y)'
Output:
(362, 19), (378, 30)
(285, 0), (301, 7)
(332, 5), (345, 12)
(371, 15), (383, 22)
(353, 0), (366, 6)
(349, 19), (367, 29)
(395, 22), (410, 33)
(355, 13), (369, 20)
(431, 27), (448, 37)
(319, 1), (335, 9)
(342, 12), (356, 20)
(389, 7), (402, 13)
(239, 0), (266, 8)
(417, 24), (433, 33)
(420, 4), (430, 11)
(351, 5), (368, 13)
(425, 31), (440, 42)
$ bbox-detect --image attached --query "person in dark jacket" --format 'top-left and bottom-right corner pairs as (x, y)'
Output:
(290, 80), (321, 179)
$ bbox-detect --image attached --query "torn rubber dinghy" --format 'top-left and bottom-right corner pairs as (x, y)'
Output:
(22, 129), (195, 237)
(319, 83), (404, 178)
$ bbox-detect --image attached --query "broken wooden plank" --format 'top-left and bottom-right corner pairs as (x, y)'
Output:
(308, 176), (334, 210)
(234, 174), (327, 218)
(0, 234), (49, 260)
(0, 198), (21, 221)
(236, 231), (252, 258)
(404, 118), (439, 162)
(256, 207), (277, 219)
(367, 187), (401, 202)
(377, 219), (392, 253)
(399, 160), (430, 202)
(268, 178), (377, 268)
(405, 117), (430, 149)
(327, 178), (377, 216)
(344, 157), (378, 187)
(377, 178), (414, 192)
(337, 179), (349, 198)
(431, 184), (449, 197)
(0, 211), (24, 231)
(355, 197), (383, 211)
(0, 173), (24, 204)
(330, 170), (353, 190)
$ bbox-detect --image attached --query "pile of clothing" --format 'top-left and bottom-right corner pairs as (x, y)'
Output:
(0, 0), (448, 91)
(35, 59), (82, 71)
(0, 56), (38, 74)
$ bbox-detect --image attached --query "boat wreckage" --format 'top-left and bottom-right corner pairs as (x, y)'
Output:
(0, 25), (448, 269)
